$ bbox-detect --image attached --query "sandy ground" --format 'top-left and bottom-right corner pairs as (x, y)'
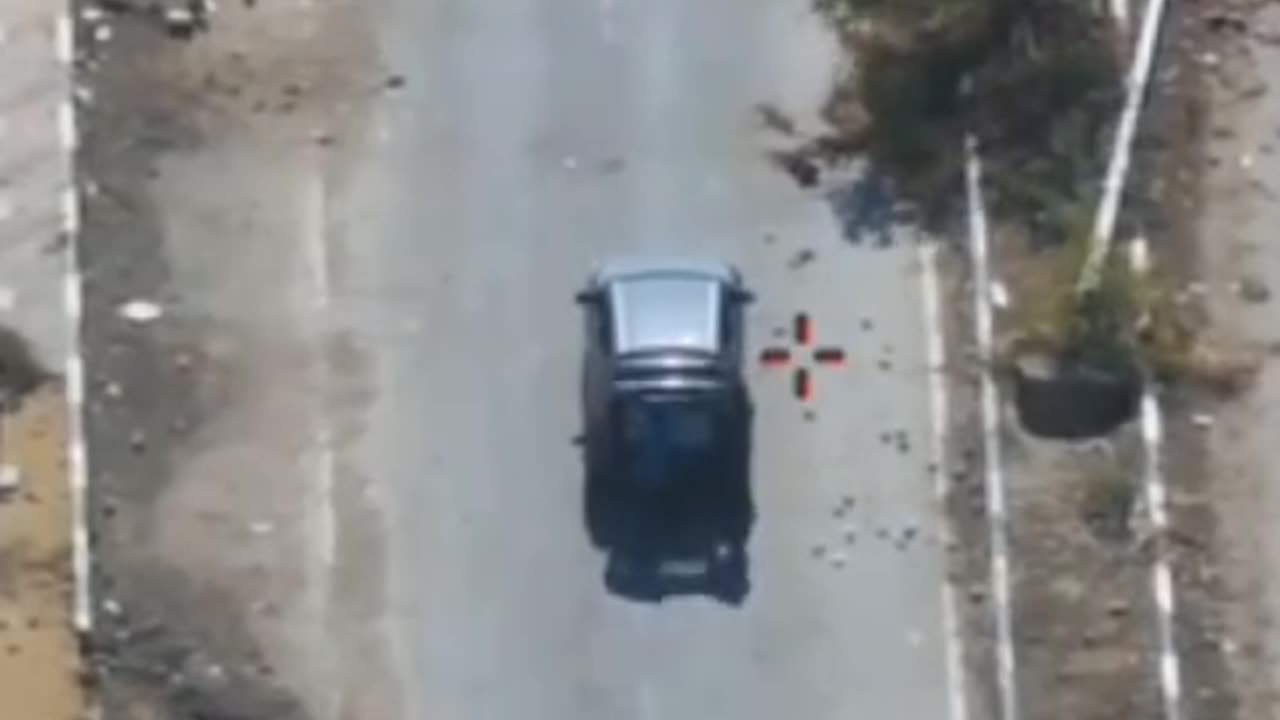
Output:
(0, 388), (84, 720)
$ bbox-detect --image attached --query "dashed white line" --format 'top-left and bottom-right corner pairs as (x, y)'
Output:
(1129, 237), (1184, 720)
(55, 15), (73, 64)
(964, 132), (1019, 720)
(52, 8), (94, 638)
(58, 101), (77, 152)
(918, 240), (970, 720)
(304, 150), (337, 577)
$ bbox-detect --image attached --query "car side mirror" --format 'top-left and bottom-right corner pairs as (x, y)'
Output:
(574, 290), (599, 305)
(731, 288), (756, 304)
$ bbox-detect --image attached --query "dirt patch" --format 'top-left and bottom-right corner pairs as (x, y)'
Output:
(1003, 425), (1161, 719)
(0, 388), (85, 720)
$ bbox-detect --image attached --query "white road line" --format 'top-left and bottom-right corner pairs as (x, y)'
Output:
(55, 15), (73, 64)
(304, 150), (337, 578)
(58, 101), (77, 152)
(964, 133), (1019, 720)
(1129, 237), (1184, 720)
(917, 240), (970, 720)
(1081, 0), (1172, 293)
(54, 7), (93, 638)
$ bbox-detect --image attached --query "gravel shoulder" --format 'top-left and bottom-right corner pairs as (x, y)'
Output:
(76, 1), (398, 717)
(1171, 0), (1280, 716)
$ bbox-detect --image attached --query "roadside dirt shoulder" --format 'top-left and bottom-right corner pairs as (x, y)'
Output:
(0, 388), (84, 720)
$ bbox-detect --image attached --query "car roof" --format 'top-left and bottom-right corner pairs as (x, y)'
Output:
(608, 272), (723, 355)
(592, 256), (740, 286)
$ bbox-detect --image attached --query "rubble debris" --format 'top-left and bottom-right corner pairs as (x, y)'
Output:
(755, 103), (796, 135)
(990, 280), (1010, 309)
(118, 299), (163, 322)
(788, 248), (816, 269)
(1237, 274), (1271, 303)
(0, 465), (19, 497)
(1204, 13), (1248, 34)
(768, 149), (819, 188)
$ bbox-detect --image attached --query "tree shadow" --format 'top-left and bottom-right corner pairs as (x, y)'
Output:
(824, 171), (915, 248)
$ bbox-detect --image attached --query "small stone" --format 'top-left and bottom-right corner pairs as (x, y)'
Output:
(118, 299), (163, 323)
(128, 429), (147, 452)
(860, 318), (873, 331)
(102, 598), (122, 616)
(788, 248), (816, 269)
(1107, 599), (1131, 617)
(1191, 413), (1215, 427)
(0, 465), (19, 492)
(990, 281), (1010, 309)
(1238, 275), (1271, 303)
(104, 382), (123, 399)
(385, 74), (406, 89)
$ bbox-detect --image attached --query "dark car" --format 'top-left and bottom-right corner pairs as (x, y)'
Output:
(574, 257), (755, 602)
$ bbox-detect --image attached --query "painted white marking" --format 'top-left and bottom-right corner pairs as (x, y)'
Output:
(1129, 235), (1150, 275)
(1110, 0), (1129, 32)
(63, 272), (82, 323)
(964, 133), (1019, 720)
(304, 154), (336, 578)
(55, 15), (73, 64)
(1080, 0), (1173, 293)
(1130, 235), (1183, 720)
(1161, 652), (1183, 701)
(61, 187), (80, 234)
(59, 101), (78, 152)
(1153, 561), (1174, 614)
(64, 354), (85, 409)
(918, 241), (970, 720)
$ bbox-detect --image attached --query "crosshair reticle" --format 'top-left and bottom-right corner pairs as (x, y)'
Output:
(758, 312), (846, 402)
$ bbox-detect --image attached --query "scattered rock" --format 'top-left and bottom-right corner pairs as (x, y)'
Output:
(118, 299), (163, 323)
(990, 280), (1010, 310)
(0, 465), (19, 497)
(1238, 274), (1271, 303)
(788, 248), (816, 269)
(1106, 599), (1131, 617)
(755, 103), (796, 135)
(128, 428), (147, 453)
(768, 149), (819, 188)
(385, 74), (406, 90)
(102, 598), (122, 617)
(1204, 13), (1248, 34)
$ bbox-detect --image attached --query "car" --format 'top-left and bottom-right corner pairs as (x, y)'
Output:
(574, 257), (755, 602)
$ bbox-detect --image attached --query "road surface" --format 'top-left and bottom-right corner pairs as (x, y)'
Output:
(335, 0), (959, 717)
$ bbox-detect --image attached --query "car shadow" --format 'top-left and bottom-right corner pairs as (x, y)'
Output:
(582, 409), (756, 606)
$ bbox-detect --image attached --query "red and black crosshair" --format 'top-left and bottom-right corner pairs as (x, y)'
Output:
(759, 313), (847, 402)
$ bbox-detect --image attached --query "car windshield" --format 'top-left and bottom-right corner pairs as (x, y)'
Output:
(610, 275), (719, 355)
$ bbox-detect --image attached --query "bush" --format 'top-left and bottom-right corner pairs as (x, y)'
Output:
(809, 0), (1121, 235)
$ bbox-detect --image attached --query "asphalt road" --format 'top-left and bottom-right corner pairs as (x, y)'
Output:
(313, 0), (961, 717)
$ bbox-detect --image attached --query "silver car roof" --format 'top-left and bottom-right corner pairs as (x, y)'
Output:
(594, 257), (734, 355)
(592, 256), (740, 286)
